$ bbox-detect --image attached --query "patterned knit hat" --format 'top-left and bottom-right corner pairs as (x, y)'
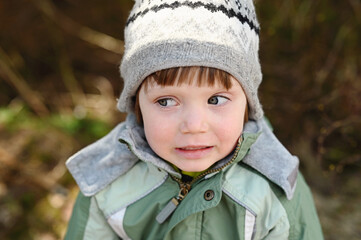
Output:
(118, 0), (263, 120)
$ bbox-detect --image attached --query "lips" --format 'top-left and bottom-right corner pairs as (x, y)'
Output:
(175, 146), (214, 159)
(179, 146), (211, 150)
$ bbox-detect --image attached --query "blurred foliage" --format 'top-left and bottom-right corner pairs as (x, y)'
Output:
(0, 0), (360, 239)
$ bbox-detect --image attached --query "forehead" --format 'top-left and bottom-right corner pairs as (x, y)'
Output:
(141, 66), (234, 91)
(143, 78), (234, 95)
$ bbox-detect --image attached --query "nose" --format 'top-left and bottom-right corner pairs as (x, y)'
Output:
(180, 105), (209, 134)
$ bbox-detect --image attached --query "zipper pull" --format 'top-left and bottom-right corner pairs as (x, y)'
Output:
(156, 197), (179, 224)
(156, 184), (190, 224)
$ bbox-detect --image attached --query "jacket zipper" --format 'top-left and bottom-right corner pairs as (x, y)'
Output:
(156, 137), (243, 224)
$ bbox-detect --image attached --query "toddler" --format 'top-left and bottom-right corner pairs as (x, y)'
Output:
(65, 0), (323, 239)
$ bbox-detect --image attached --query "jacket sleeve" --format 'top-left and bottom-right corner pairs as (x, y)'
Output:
(270, 173), (324, 240)
(64, 191), (120, 240)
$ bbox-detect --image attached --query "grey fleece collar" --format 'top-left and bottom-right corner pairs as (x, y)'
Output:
(66, 114), (299, 199)
(242, 119), (299, 200)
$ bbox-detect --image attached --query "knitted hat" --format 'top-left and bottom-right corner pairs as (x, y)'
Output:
(118, 0), (264, 120)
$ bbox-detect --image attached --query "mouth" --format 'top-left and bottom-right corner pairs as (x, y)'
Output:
(175, 146), (214, 159)
(177, 146), (212, 151)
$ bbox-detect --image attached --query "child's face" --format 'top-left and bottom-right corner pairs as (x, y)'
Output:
(138, 71), (247, 172)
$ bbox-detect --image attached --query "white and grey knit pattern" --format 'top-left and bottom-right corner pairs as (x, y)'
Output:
(118, 0), (264, 120)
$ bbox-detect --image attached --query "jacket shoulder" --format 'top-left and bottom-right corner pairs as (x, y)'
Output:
(239, 163), (323, 239)
(269, 173), (324, 240)
(94, 161), (168, 219)
(65, 191), (120, 240)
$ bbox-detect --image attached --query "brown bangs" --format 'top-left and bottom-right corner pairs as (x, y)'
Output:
(142, 66), (233, 91)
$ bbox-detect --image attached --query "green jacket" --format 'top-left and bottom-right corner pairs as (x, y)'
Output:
(65, 115), (323, 239)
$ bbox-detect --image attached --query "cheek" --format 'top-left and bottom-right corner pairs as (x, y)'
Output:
(214, 110), (244, 142)
(218, 122), (243, 142)
(142, 112), (175, 146)
(143, 116), (177, 160)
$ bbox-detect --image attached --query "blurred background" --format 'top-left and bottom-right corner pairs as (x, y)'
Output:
(0, 0), (360, 239)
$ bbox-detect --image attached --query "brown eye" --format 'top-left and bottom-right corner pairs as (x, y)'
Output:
(208, 96), (219, 105)
(156, 98), (177, 107)
(158, 99), (168, 106)
(208, 96), (229, 105)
